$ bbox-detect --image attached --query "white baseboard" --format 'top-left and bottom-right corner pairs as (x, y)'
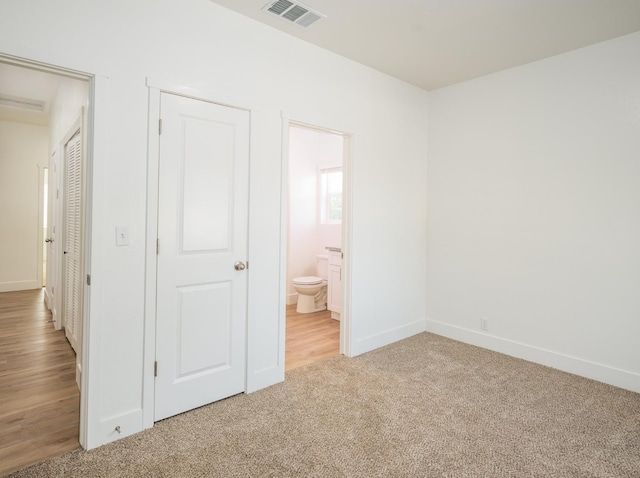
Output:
(286, 293), (298, 305)
(425, 319), (640, 394)
(44, 289), (52, 310)
(51, 307), (61, 330)
(76, 362), (82, 389)
(352, 319), (426, 357)
(87, 408), (144, 450)
(247, 364), (284, 394)
(0, 280), (40, 293)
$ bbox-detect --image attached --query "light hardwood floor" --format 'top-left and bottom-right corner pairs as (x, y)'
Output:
(285, 304), (340, 371)
(0, 289), (80, 476)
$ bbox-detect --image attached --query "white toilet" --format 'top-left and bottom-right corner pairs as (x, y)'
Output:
(292, 254), (328, 313)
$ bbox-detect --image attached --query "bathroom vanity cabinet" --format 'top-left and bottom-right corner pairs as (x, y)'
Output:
(327, 250), (342, 320)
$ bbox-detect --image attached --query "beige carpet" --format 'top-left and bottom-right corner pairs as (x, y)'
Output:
(9, 333), (640, 477)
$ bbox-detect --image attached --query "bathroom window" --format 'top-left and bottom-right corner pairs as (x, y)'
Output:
(319, 166), (342, 224)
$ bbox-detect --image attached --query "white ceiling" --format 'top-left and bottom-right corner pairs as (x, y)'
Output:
(209, 0), (640, 91)
(3, 0), (640, 116)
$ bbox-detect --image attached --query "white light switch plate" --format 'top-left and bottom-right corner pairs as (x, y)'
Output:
(116, 226), (129, 246)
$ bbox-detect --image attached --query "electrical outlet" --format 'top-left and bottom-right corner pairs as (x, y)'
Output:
(116, 226), (129, 246)
(480, 317), (489, 331)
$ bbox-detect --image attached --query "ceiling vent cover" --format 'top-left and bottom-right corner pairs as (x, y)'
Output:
(262, 0), (326, 28)
(0, 94), (45, 112)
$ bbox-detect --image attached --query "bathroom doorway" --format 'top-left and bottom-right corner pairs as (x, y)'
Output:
(285, 121), (350, 371)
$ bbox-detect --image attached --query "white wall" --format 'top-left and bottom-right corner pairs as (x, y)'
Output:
(287, 126), (343, 302)
(426, 32), (640, 392)
(0, 0), (428, 448)
(0, 121), (49, 292)
(49, 78), (89, 151)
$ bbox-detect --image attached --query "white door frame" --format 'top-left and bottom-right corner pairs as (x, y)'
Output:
(0, 50), (106, 450)
(37, 165), (47, 288)
(45, 150), (59, 321)
(143, 77), (256, 429)
(280, 112), (354, 358)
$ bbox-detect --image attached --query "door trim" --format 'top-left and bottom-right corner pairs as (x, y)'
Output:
(38, 165), (47, 288)
(143, 78), (255, 429)
(0, 51), (102, 450)
(280, 111), (355, 359)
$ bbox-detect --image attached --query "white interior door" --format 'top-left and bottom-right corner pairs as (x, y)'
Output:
(154, 93), (250, 421)
(63, 130), (82, 352)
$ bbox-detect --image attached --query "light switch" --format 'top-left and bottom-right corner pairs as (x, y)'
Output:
(116, 226), (129, 246)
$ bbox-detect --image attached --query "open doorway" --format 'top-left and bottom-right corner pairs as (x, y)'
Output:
(0, 57), (90, 475)
(285, 122), (350, 371)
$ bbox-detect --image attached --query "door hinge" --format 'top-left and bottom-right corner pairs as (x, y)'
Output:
(86, 274), (91, 286)
(156, 238), (160, 255)
(154, 361), (158, 377)
(159, 119), (163, 135)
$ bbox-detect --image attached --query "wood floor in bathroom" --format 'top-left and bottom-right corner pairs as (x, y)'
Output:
(285, 304), (340, 372)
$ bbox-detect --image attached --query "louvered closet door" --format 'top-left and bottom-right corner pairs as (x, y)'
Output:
(63, 130), (82, 352)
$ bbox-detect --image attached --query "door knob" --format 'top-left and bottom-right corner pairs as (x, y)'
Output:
(234, 261), (246, 271)
(45, 238), (53, 243)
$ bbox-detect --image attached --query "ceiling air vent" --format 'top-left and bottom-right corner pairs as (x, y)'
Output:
(262, 0), (326, 29)
(0, 93), (45, 112)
